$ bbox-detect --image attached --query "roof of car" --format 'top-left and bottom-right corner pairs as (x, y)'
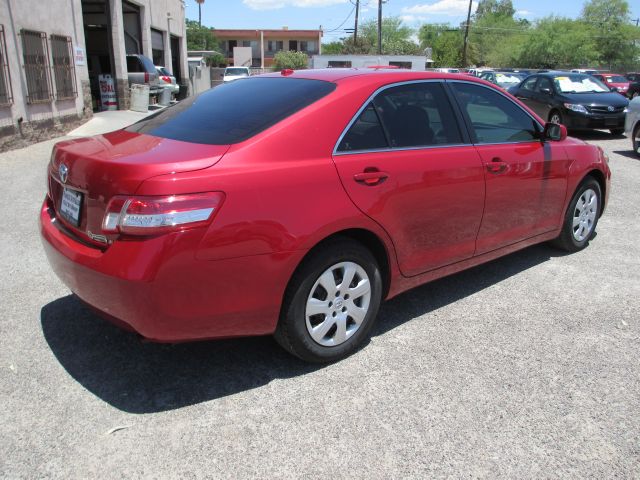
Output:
(259, 68), (480, 83)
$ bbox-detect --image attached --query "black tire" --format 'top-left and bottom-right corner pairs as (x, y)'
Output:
(549, 110), (563, 125)
(610, 128), (624, 136)
(551, 177), (602, 252)
(275, 237), (383, 363)
(633, 124), (640, 158)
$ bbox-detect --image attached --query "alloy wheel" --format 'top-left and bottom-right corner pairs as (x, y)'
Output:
(550, 113), (562, 125)
(572, 188), (598, 242)
(305, 261), (371, 347)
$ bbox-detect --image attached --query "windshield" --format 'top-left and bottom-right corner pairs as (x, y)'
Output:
(605, 75), (627, 83)
(553, 75), (609, 93)
(126, 77), (336, 145)
(495, 73), (525, 87)
(225, 68), (249, 76)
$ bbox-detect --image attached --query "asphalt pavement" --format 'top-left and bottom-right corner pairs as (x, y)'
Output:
(0, 127), (638, 478)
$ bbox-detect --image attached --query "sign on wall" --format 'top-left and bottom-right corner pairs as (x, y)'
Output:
(74, 46), (86, 66)
(98, 74), (117, 110)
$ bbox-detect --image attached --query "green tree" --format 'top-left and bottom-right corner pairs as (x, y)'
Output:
(273, 50), (309, 70)
(322, 41), (345, 54)
(514, 17), (599, 68)
(474, 0), (516, 20)
(359, 17), (420, 54)
(186, 20), (219, 51)
(432, 31), (464, 67)
(581, 0), (637, 69)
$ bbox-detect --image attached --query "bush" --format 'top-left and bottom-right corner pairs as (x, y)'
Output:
(273, 50), (309, 70)
(206, 52), (227, 67)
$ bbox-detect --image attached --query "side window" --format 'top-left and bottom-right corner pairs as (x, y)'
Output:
(537, 77), (553, 93)
(337, 103), (388, 152)
(373, 82), (462, 148)
(521, 76), (538, 91)
(126, 56), (141, 72)
(451, 82), (539, 144)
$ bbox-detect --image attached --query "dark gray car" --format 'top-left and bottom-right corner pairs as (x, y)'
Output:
(126, 54), (161, 95)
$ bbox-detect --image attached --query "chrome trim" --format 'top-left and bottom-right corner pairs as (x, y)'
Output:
(334, 142), (471, 156)
(332, 78), (545, 157)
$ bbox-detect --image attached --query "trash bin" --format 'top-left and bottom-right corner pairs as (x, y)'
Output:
(159, 85), (172, 106)
(130, 84), (150, 113)
(177, 83), (189, 101)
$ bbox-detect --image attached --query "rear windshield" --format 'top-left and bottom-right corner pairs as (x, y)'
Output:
(605, 75), (627, 83)
(127, 77), (336, 145)
(225, 68), (249, 76)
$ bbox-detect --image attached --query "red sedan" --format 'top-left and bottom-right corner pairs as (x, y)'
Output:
(41, 69), (611, 363)
(592, 73), (631, 96)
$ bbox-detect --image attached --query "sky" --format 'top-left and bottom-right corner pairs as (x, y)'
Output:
(186, 0), (640, 42)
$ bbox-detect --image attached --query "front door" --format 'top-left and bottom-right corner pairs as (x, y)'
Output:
(333, 81), (485, 277)
(449, 81), (569, 254)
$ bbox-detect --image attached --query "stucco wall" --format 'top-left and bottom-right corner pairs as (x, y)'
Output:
(0, 0), (91, 150)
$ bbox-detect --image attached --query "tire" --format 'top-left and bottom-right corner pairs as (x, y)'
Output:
(275, 237), (383, 363)
(551, 177), (602, 252)
(610, 128), (624, 136)
(633, 124), (640, 158)
(549, 110), (563, 125)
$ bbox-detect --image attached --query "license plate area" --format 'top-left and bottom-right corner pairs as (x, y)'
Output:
(60, 187), (83, 227)
(605, 117), (619, 126)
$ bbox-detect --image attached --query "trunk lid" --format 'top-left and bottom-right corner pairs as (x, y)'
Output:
(48, 129), (230, 245)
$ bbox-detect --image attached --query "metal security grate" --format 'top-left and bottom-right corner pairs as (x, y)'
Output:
(50, 34), (77, 100)
(21, 29), (52, 103)
(0, 25), (13, 106)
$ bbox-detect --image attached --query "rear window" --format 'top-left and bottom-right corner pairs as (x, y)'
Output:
(127, 77), (336, 145)
(225, 68), (249, 76)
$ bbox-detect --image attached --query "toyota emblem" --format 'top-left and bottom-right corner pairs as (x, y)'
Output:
(607, 105), (615, 112)
(59, 163), (69, 184)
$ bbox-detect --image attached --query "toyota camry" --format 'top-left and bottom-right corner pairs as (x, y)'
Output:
(41, 69), (611, 363)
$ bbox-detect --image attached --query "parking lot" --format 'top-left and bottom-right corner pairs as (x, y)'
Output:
(0, 130), (638, 478)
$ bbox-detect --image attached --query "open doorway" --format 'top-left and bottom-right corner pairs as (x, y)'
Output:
(81, 0), (115, 111)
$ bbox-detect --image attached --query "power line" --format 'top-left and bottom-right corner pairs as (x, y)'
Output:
(325, 4), (357, 33)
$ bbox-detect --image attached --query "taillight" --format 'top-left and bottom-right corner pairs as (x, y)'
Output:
(102, 192), (224, 236)
(161, 75), (171, 82)
(144, 71), (150, 83)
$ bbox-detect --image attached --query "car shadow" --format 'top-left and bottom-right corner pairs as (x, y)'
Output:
(41, 243), (564, 414)
(570, 130), (623, 141)
(612, 150), (638, 160)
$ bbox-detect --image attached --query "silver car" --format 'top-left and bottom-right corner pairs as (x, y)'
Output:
(624, 96), (640, 157)
(156, 66), (179, 95)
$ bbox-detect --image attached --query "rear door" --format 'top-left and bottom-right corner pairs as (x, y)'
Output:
(332, 81), (485, 277)
(449, 81), (569, 254)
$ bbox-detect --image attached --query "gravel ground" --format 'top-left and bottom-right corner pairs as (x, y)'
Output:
(0, 130), (638, 479)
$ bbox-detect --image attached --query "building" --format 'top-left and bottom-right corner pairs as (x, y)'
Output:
(311, 55), (431, 71)
(215, 28), (322, 68)
(0, 0), (187, 151)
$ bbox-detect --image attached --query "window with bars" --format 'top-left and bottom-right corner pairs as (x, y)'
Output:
(0, 25), (13, 106)
(21, 29), (52, 103)
(50, 34), (76, 99)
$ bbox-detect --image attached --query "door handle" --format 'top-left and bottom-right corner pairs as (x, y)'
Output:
(487, 157), (507, 174)
(354, 170), (389, 186)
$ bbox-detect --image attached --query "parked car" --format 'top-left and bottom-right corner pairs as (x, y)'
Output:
(571, 69), (602, 75)
(625, 74), (640, 99)
(435, 67), (460, 74)
(591, 73), (630, 96)
(480, 71), (528, 90)
(126, 54), (161, 96)
(624, 96), (640, 157)
(223, 66), (250, 82)
(155, 66), (179, 95)
(509, 72), (629, 135)
(467, 68), (492, 77)
(41, 69), (610, 363)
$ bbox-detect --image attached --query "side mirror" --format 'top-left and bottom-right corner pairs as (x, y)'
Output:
(540, 87), (552, 95)
(544, 122), (567, 141)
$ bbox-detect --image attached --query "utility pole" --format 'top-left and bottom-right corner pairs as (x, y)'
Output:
(462, 0), (473, 67)
(353, 0), (360, 42)
(377, 0), (383, 55)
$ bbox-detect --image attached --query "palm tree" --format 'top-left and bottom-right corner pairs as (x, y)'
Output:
(196, 0), (205, 27)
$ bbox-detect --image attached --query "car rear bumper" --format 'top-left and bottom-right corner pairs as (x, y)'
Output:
(40, 198), (299, 342)
(563, 110), (626, 130)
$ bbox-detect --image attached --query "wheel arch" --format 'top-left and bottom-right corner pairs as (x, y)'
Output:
(584, 169), (607, 215)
